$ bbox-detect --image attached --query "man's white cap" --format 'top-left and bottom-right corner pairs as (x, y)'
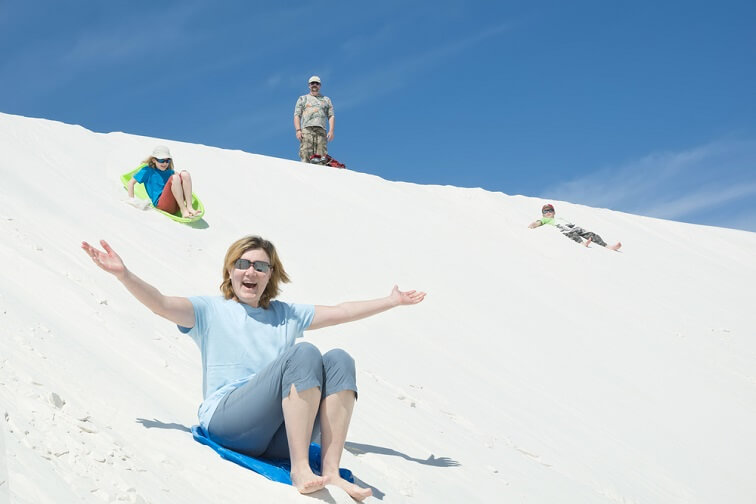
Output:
(152, 145), (172, 159)
(308, 75), (321, 84)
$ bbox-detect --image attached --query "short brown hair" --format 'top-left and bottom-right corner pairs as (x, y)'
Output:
(219, 236), (290, 308)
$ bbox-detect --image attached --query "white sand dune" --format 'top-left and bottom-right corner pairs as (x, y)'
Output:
(1, 112), (755, 503)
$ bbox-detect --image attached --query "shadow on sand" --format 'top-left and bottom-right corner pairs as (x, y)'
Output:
(342, 441), (460, 500)
(187, 218), (209, 230)
(135, 418), (192, 433)
(345, 441), (460, 468)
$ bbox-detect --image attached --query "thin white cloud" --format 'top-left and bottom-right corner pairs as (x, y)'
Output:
(542, 139), (756, 225)
(60, 3), (202, 67)
(0, 2), (205, 107)
(336, 22), (514, 110)
(266, 74), (282, 88)
(339, 17), (413, 60)
(642, 182), (756, 220)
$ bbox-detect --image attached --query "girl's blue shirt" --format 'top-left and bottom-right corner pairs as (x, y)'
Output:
(133, 165), (174, 206)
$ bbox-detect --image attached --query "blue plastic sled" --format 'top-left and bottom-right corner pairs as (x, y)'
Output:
(191, 425), (354, 485)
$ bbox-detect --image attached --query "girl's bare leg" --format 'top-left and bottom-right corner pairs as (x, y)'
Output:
(282, 385), (328, 494)
(320, 390), (372, 501)
(169, 172), (198, 217)
(170, 174), (193, 217)
(178, 171), (200, 216)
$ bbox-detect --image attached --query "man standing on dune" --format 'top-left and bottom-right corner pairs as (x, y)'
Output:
(294, 75), (335, 163)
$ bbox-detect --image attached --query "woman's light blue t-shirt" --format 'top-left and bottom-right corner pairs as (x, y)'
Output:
(178, 296), (315, 428)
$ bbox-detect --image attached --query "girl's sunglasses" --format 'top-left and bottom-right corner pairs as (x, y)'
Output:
(234, 259), (271, 273)
(155, 158), (171, 164)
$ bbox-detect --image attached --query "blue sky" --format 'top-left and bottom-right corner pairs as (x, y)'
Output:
(2, 0), (755, 231)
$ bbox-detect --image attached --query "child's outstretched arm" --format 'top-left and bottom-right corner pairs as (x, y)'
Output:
(81, 240), (195, 328)
(308, 285), (425, 331)
(127, 178), (137, 198)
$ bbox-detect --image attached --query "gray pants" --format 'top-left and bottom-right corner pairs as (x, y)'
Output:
(558, 224), (608, 247)
(207, 342), (357, 459)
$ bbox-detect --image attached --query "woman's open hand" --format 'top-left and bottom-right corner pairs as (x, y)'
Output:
(390, 285), (426, 306)
(81, 239), (126, 278)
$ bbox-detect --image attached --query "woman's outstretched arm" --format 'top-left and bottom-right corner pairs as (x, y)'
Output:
(308, 285), (425, 331)
(81, 239), (195, 328)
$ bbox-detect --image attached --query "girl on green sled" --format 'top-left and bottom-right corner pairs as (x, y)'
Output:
(127, 145), (200, 218)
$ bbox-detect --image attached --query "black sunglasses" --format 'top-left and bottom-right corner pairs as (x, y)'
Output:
(155, 158), (171, 164)
(309, 82), (320, 86)
(234, 258), (271, 273)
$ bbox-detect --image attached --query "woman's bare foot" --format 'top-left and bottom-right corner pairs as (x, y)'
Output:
(291, 468), (329, 495)
(607, 242), (622, 251)
(325, 473), (373, 501)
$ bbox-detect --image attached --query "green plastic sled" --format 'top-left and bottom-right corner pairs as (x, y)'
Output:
(121, 165), (205, 223)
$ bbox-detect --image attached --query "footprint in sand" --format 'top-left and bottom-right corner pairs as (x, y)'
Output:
(49, 392), (66, 409)
(396, 393), (417, 408)
(513, 446), (552, 467)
